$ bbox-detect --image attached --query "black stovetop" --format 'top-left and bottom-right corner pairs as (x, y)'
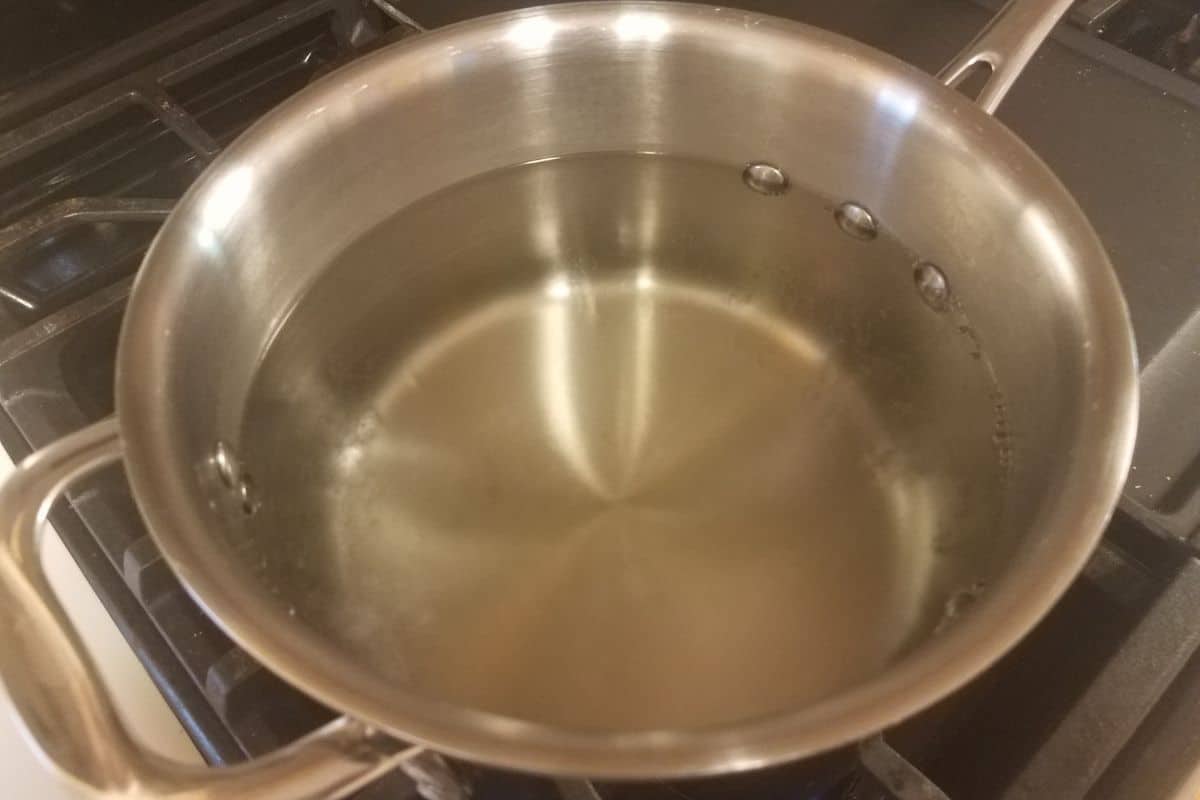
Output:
(2, 2), (1200, 799)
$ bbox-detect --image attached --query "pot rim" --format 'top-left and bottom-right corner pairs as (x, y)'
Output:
(115, 2), (1138, 778)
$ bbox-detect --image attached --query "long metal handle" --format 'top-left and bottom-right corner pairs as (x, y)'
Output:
(0, 418), (419, 798)
(937, 0), (1075, 114)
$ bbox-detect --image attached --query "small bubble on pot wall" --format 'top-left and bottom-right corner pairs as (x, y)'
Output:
(238, 474), (260, 516)
(742, 162), (789, 195)
(914, 261), (951, 311)
(212, 441), (239, 488)
(936, 581), (986, 633)
(834, 202), (878, 240)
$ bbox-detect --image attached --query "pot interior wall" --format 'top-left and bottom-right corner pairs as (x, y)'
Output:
(120, 3), (1125, 747)
(234, 150), (1008, 729)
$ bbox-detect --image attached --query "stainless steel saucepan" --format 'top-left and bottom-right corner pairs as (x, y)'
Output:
(0, 1), (1136, 796)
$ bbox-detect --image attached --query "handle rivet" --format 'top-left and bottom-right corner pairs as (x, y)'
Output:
(914, 261), (951, 311)
(742, 162), (789, 195)
(834, 201), (878, 240)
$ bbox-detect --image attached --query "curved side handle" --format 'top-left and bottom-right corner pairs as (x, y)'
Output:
(0, 418), (418, 798)
(937, 0), (1075, 114)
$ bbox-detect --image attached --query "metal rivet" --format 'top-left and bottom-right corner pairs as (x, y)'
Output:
(834, 202), (878, 240)
(742, 162), (789, 195)
(213, 441), (238, 488)
(913, 261), (951, 311)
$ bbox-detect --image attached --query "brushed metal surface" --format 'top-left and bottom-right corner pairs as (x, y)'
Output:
(98, 0), (1134, 781)
(238, 153), (1007, 732)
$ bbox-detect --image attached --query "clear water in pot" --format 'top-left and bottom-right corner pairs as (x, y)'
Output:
(236, 152), (1009, 731)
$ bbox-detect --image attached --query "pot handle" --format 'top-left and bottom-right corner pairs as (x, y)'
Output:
(937, 0), (1075, 114)
(0, 417), (419, 798)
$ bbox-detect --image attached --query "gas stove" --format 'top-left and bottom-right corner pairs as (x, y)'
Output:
(2, 1), (1200, 798)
